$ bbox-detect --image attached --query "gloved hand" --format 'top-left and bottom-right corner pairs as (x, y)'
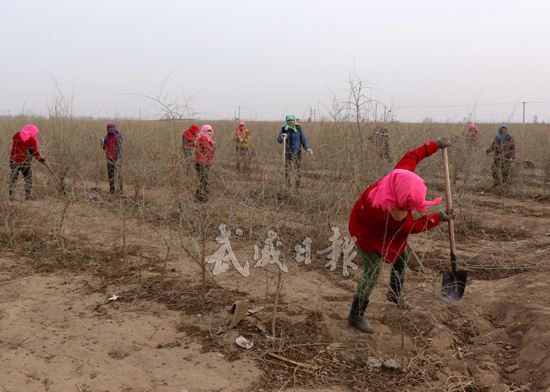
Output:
(438, 210), (455, 222)
(212, 142), (218, 148)
(40, 158), (46, 163)
(436, 137), (451, 149)
(238, 136), (243, 142)
(307, 148), (313, 155)
(102, 137), (108, 143)
(282, 134), (287, 139)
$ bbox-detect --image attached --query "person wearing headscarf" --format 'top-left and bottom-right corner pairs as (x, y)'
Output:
(276, 114), (313, 191)
(101, 122), (124, 194)
(9, 124), (45, 200)
(194, 125), (216, 203)
(486, 125), (516, 187)
(182, 125), (199, 170)
(347, 138), (454, 334)
(466, 123), (479, 146)
(232, 122), (251, 174)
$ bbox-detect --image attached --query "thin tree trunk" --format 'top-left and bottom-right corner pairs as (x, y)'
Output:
(271, 269), (284, 337)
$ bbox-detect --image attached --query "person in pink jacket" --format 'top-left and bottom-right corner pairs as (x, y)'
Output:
(194, 125), (217, 203)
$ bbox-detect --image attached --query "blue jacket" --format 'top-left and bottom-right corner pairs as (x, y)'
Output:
(277, 126), (310, 155)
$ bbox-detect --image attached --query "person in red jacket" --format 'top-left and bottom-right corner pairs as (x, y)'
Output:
(101, 122), (123, 194)
(182, 125), (199, 170)
(347, 138), (454, 334)
(9, 124), (45, 200)
(194, 125), (216, 203)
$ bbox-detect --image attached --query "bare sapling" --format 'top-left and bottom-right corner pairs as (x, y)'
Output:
(271, 267), (284, 337)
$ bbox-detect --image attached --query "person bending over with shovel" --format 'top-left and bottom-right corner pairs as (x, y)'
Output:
(347, 138), (454, 334)
(9, 125), (46, 200)
(277, 115), (312, 192)
(101, 122), (123, 194)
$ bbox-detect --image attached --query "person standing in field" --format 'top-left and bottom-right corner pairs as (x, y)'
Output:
(374, 124), (391, 161)
(194, 125), (216, 203)
(466, 123), (479, 146)
(277, 114), (313, 192)
(182, 125), (199, 170)
(486, 125), (516, 187)
(347, 138), (454, 334)
(9, 124), (46, 200)
(232, 121), (251, 174)
(101, 122), (123, 194)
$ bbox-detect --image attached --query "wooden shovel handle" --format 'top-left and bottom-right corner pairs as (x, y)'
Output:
(96, 146), (103, 185)
(282, 135), (286, 166)
(442, 147), (457, 273)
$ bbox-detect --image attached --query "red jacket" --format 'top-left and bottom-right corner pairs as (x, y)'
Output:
(194, 136), (215, 165)
(103, 132), (123, 159)
(10, 132), (43, 163)
(348, 141), (442, 263)
(183, 126), (199, 150)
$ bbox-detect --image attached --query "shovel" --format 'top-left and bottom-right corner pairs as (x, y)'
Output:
(90, 144), (103, 199)
(43, 161), (65, 195)
(441, 146), (468, 302)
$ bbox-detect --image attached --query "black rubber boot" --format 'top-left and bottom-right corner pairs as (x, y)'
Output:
(348, 296), (374, 334)
(386, 279), (412, 310)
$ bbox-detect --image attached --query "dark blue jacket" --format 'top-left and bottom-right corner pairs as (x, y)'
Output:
(277, 126), (310, 155)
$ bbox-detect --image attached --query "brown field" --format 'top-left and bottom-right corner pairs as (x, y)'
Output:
(1, 117), (550, 391)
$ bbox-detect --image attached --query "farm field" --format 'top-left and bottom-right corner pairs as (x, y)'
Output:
(1, 118), (550, 391)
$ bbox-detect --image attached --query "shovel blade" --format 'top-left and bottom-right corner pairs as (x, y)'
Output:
(441, 270), (468, 302)
(90, 187), (102, 199)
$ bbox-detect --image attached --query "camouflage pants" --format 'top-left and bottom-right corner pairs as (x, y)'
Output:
(355, 248), (408, 302)
(491, 158), (511, 186)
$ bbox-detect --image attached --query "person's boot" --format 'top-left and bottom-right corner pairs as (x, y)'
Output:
(347, 296), (374, 334)
(386, 279), (412, 310)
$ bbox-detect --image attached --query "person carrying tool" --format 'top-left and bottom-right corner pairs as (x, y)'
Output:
(101, 122), (123, 194)
(182, 125), (199, 170)
(232, 122), (251, 174)
(486, 125), (516, 187)
(194, 125), (216, 203)
(347, 138), (455, 334)
(9, 124), (45, 200)
(276, 114), (312, 192)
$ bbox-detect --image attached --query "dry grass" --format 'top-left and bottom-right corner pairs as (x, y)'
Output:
(1, 116), (550, 390)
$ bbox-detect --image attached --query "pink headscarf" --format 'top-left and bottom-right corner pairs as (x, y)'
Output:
(197, 125), (214, 143)
(368, 169), (442, 212)
(237, 122), (246, 136)
(20, 125), (40, 146)
(467, 123), (479, 146)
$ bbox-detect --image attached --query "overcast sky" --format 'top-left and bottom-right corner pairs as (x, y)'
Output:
(2, 0), (549, 123)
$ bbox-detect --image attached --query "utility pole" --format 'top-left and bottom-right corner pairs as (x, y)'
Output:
(238, 106), (241, 121)
(522, 102), (526, 124)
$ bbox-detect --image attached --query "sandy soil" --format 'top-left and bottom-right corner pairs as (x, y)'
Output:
(2, 173), (550, 392)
